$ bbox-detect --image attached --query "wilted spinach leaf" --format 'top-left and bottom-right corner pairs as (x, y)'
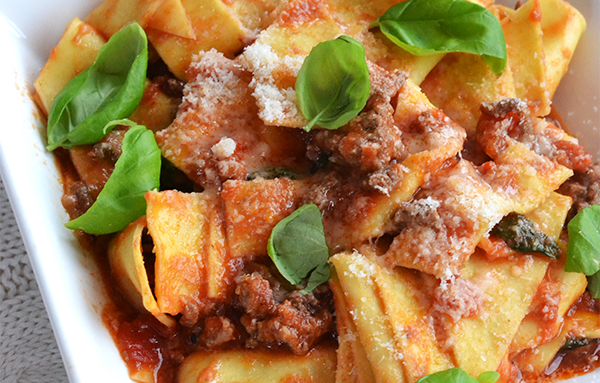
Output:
(492, 212), (560, 259)
(561, 337), (593, 351)
(46, 22), (148, 150)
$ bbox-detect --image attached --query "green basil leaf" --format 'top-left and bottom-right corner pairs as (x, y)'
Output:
(46, 22), (148, 151)
(371, 0), (507, 75)
(65, 122), (161, 234)
(587, 271), (600, 299)
(561, 337), (593, 351)
(417, 368), (499, 383)
(301, 262), (331, 295)
(267, 204), (331, 293)
(476, 371), (501, 383)
(491, 212), (560, 259)
(565, 205), (600, 275)
(296, 35), (370, 132)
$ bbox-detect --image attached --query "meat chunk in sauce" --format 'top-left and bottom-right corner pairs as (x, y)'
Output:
(477, 98), (592, 172)
(383, 160), (510, 278)
(559, 162), (600, 221)
(62, 129), (126, 218)
(235, 270), (334, 355)
(198, 316), (238, 349)
(309, 64), (408, 173)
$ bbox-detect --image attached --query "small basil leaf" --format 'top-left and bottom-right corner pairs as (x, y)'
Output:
(46, 22), (148, 151)
(417, 368), (499, 383)
(301, 262), (331, 295)
(491, 212), (560, 259)
(587, 271), (600, 299)
(296, 35), (370, 132)
(65, 123), (161, 234)
(477, 371), (501, 383)
(565, 205), (600, 275)
(561, 337), (593, 351)
(371, 0), (507, 75)
(267, 204), (331, 293)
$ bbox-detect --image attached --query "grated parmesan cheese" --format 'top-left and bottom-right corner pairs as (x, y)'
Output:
(239, 43), (307, 127)
(211, 137), (237, 159)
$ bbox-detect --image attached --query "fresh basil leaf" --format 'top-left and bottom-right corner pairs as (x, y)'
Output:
(417, 368), (499, 383)
(565, 205), (600, 275)
(588, 271), (600, 299)
(476, 371), (501, 383)
(65, 122), (161, 234)
(301, 262), (331, 295)
(267, 204), (331, 293)
(371, 0), (507, 75)
(491, 212), (560, 259)
(46, 22), (148, 151)
(296, 35), (370, 132)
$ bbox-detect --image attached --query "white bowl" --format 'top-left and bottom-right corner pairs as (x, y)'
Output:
(0, 1), (598, 382)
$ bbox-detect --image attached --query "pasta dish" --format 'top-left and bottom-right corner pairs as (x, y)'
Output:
(32, 0), (600, 382)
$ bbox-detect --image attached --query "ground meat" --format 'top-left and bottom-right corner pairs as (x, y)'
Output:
(402, 109), (465, 155)
(66, 128), (126, 213)
(59, 130), (126, 220)
(366, 165), (402, 196)
(152, 75), (185, 99)
(308, 64), (408, 173)
(431, 277), (485, 323)
(301, 172), (342, 211)
(384, 160), (508, 278)
(61, 180), (94, 219)
(198, 316), (237, 349)
(91, 128), (125, 163)
(235, 271), (334, 355)
(478, 98), (592, 171)
(481, 98), (531, 121)
(461, 134), (491, 166)
(392, 196), (444, 233)
(559, 162), (600, 221)
(248, 294), (333, 355)
(478, 98), (534, 158)
(235, 273), (277, 318)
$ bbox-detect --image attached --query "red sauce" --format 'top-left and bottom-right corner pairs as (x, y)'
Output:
(529, 4), (542, 23)
(111, 313), (179, 383)
(538, 341), (600, 382)
(526, 295), (600, 383)
(46, 21), (600, 383)
(278, 0), (329, 27)
(56, 151), (181, 381)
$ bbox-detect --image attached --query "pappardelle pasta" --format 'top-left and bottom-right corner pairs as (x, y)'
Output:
(34, 0), (600, 382)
